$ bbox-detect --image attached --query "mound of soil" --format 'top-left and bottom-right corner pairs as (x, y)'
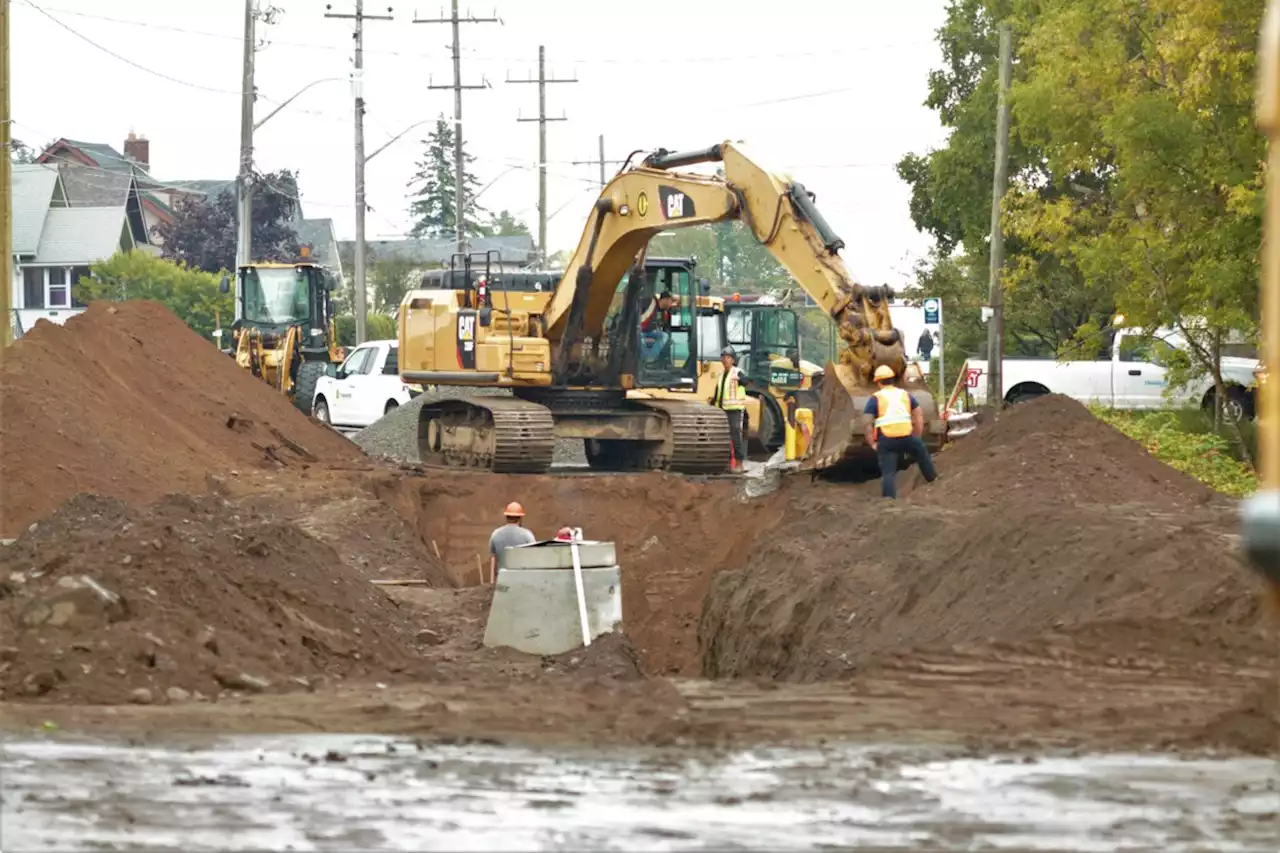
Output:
(0, 301), (362, 537)
(916, 394), (1223, 510)
(698, 395), (1266, 688)
(0, 491), (427, 704)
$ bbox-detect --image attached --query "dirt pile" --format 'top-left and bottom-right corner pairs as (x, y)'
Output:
(0, 301), (362, 537)
(0, 491), (428, 704)
(914, 394), (1224, 510)
(699, 396), (1267, 685)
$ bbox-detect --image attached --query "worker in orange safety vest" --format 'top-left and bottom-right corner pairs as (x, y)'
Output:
(863, 365), (938, 499)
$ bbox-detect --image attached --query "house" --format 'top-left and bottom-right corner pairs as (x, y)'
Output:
(341, 235), (538, 270)
(34, 135), (344, 282)
(10, 163), (148, 334)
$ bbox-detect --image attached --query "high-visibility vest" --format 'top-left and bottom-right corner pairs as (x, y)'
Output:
(712, 366), (747, 411)
(873, 387), (913, 438)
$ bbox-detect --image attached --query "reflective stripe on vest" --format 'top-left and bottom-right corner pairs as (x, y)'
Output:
(873, 387), (913, 438)
(714, 367), (747, 410)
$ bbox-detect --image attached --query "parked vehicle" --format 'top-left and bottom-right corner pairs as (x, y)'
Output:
(963, 327), (1260, 423)
(311, 339), (423, 430)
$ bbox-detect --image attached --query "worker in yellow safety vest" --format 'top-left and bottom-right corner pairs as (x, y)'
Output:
(863, 365), (938, 499)
(710, 346), (748, 472)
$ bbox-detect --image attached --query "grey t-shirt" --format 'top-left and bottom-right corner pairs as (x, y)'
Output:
(489, 523), (536, 563)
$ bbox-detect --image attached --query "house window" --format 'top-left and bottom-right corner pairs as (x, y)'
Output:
(22, 267), (44, 309)
(70, 266), (91, 308)
(48, 268), (69, 308)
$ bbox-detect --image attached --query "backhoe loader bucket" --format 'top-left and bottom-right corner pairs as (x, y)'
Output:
(483, 539), (623, 656)
(799, 362), (945, 478)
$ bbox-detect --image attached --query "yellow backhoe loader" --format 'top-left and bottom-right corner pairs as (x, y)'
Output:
(216, 246), (344, 414)
(396, 142), (945, 474)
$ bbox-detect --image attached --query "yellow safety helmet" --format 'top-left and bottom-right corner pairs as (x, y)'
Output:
(873, 365), (896, 383)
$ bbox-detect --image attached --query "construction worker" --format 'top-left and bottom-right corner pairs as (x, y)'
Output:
(640, 290), (675, 361)
(487, 501), (535, 584)
(863, 365), (938, 499)
(710, 346), (748, 472)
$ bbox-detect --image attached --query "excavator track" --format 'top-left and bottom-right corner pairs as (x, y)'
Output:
(635, 400), (733, 474)
(418, 396), (556, 473)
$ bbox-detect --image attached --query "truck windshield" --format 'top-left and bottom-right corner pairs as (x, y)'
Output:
(242, 268), (310, 326)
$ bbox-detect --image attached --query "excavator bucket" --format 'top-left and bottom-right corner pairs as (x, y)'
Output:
(799, 362), (945, 478)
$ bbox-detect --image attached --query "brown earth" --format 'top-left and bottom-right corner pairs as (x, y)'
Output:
(0, 307), (1275, 755)
(0, 301), (361, 537)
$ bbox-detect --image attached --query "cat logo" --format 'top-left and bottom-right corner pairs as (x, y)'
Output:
(636, 192), (649, 218)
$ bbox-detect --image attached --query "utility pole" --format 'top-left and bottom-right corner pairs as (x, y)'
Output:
(0, 0), (11, 355)
(236, 0), (257, 274)
(572, 134), (627, 188)
(509, 46), (576, 264)
(326, 1), (392, 346)
(416, 2), (499, 258)
(985, 23), (1013, 414)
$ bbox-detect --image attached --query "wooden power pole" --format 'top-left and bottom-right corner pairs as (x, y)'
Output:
(509, 46), (576, 265)
(985, 23), (1013, 413)
(1, 0), (11, 356)
(415, 2), (499, 258)
(573, 134), (626, 188)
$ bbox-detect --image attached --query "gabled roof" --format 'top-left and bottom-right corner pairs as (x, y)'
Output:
(33, 207), (132, 264)
(11, 163), (62, 256)
(48, 138), (142, 175)
(58, 164), (135, 207)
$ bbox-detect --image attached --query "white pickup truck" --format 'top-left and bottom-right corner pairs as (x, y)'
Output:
(963, 327), (1260, 422)
(311, 339), (423, 430)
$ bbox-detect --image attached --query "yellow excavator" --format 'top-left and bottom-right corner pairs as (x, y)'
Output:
(216, 246), (344, 414)
(396, 141), (945, 474)
(614, 260), (824, 455)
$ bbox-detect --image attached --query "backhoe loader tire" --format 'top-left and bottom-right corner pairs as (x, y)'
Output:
(293, 361), (327, 416)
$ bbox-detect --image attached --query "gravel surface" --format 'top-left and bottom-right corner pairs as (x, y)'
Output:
(352, 387), (586, 466)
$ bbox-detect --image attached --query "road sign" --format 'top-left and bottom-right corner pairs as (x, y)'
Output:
(923, 297), (941, 325)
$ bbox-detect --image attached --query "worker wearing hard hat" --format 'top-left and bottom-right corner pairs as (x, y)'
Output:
(488, 501), (536, 584)
(710, 346), (748, 472)
(863, 365), (938, 499)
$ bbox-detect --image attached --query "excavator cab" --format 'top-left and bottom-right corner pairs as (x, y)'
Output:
(601, 256), (701, 390)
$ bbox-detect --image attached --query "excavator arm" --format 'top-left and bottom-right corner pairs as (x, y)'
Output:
(543, 141), (906, 386)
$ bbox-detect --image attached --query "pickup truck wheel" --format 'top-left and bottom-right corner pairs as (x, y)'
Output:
(313, 397), (331, 424)
(1005, 384), (1049, 407)
(1204, 386), (1253, 424)
(384, 400), (400, 416)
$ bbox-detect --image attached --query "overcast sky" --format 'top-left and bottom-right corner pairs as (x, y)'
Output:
(12, 0), (950, 287)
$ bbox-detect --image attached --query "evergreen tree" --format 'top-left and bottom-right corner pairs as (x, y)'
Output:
(406, 115), (489, 239)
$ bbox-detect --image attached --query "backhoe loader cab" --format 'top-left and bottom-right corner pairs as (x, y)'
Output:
(217, 249), (343, 414)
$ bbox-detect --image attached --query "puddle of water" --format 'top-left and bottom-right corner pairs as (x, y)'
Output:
(1, 736), (1275, 851)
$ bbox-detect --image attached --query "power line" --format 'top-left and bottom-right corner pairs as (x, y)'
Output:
(25, 3), (932, 65)
(509, 46), (576, 263)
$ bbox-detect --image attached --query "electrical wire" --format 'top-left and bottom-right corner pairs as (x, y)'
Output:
(28, 2), (931, 65)
(15, 0), (350, 121)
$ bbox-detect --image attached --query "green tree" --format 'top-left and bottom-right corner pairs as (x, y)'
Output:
(335, 313), (397, 347)
(488, 209), (530, 237)
(9, 139), (37, 163)
(74, 251), (231, 340)
(406, 116), (488, 239)
(1003, 0), (1262, 419)
(897, 0), (1119, 358)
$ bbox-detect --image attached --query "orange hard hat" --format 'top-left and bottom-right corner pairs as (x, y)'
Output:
(503, 501), (525, 517)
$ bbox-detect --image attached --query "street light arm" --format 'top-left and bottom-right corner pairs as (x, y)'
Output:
(254, 77), (345, 132)
(365, 119), (433, 164)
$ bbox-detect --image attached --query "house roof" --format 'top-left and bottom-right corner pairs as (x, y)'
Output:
(58, 164), (135, 206)
(346, 235), (537, 265)
(11, 164), (61, 255)
(33, 207), (130, 265)
(166, 179), (235, 199)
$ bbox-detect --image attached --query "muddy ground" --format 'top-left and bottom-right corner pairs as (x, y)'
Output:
(0, 302), (1276, 758)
